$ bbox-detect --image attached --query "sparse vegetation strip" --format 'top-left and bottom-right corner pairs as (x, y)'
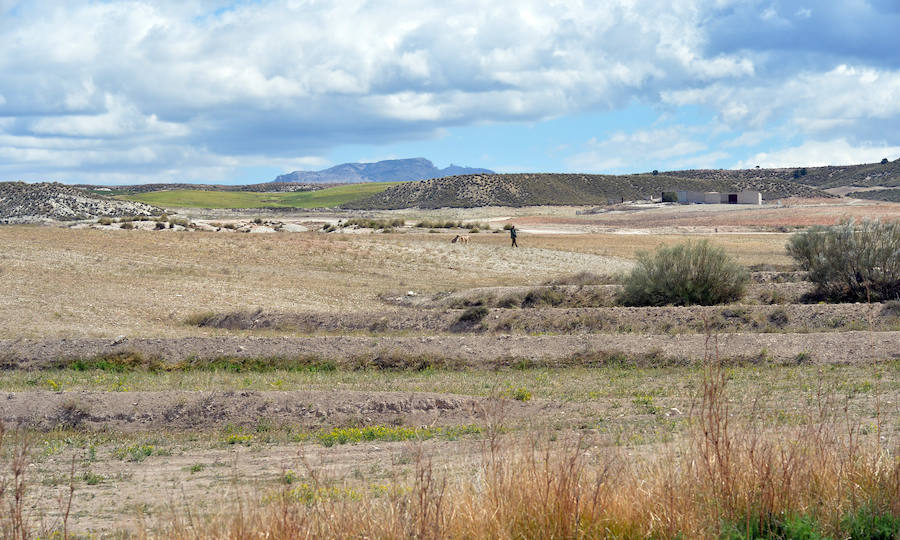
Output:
(4, 329), (900, 372)
(182, 302), (897, 336)
(9, 340), (893, 377)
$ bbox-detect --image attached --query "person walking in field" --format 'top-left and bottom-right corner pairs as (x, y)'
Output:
(509, 225), (518, 247)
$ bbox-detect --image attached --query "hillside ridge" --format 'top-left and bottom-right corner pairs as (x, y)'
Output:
(661, 158), (900, 189)
(342, 172), (834, 210)
(0, 182), (161, 223)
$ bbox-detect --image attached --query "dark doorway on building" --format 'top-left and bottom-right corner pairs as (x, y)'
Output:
(728, 194), (738, 204)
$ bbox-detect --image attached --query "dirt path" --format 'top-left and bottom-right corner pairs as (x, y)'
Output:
(4, 331), (898, 369)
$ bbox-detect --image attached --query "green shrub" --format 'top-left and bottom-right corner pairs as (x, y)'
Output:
(457, 306), (489, 324)
(882, 299), (900, 318)
(841, 504), (900, 540)
(618, 240), (748, 306)
(759, 287), (787, 304)
(768, 307), (790, 327)
(521, 287), (566, 307)
(82, 471), (104, 485)
(787, 219), (900, 302)
(661, 191), (678, 203)
(507, 387), (532, 401)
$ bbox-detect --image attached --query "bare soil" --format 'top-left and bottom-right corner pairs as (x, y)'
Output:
(2, 390), (566, 432)
(4, 330), (898, 371)
(185, 301), (895, 335)
(513, 199), (900, 230)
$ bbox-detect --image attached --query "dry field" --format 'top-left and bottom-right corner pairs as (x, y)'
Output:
(1, 199), (899, 538)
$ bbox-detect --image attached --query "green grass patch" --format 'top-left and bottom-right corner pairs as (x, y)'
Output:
(118, 183), (402, 209)
(308, 425), (482, 447)
(59, 351), (339, 373)
(113, 443), (157, 462)
(720, 505), (900, 540)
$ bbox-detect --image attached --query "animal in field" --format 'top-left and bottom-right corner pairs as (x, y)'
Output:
(451, 234), (470, 244)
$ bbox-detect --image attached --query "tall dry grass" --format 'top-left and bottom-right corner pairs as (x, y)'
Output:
(147, 424), (898, 539)
(143, 338), (900, 539)
(1, 423), (79, 540)
(0, 422), (30, 540)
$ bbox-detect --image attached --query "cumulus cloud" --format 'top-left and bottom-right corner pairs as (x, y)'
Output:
(566, 127), (719, 173)
(734, 139), (900, 169)
(0, 0), (897, 182)
(0, 0), (761, 181)
(662, 63), (900, 147)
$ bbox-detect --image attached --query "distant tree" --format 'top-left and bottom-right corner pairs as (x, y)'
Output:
(882, 158), (889, 164)
(800, 168), (807, 176)
(792, 170), (801, 179)
(652, 170), (659, 176)
(661, 191), (678, 203)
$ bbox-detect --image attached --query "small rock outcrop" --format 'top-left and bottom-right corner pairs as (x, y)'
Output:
(0, 182), (162, 223)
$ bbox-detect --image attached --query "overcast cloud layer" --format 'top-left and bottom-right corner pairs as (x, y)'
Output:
(1, 0), (899, 183)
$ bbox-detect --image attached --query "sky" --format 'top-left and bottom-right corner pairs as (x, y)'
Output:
(1, 0), (899, 185)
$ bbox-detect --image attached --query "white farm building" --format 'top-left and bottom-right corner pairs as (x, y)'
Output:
(672, 190), (762, 205)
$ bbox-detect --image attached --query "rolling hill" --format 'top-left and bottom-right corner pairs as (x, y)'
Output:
(120, 182), (400, 209)
(0, 182), (161, 223)
(341, 172), (833, 210)
(662, 159), (900, 190)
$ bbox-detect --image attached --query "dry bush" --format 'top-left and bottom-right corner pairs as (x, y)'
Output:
(788, 219), (900, 302)
(619, 240), (749, 306)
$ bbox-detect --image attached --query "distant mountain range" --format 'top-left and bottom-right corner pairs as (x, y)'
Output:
(272, 158), (494, 184)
